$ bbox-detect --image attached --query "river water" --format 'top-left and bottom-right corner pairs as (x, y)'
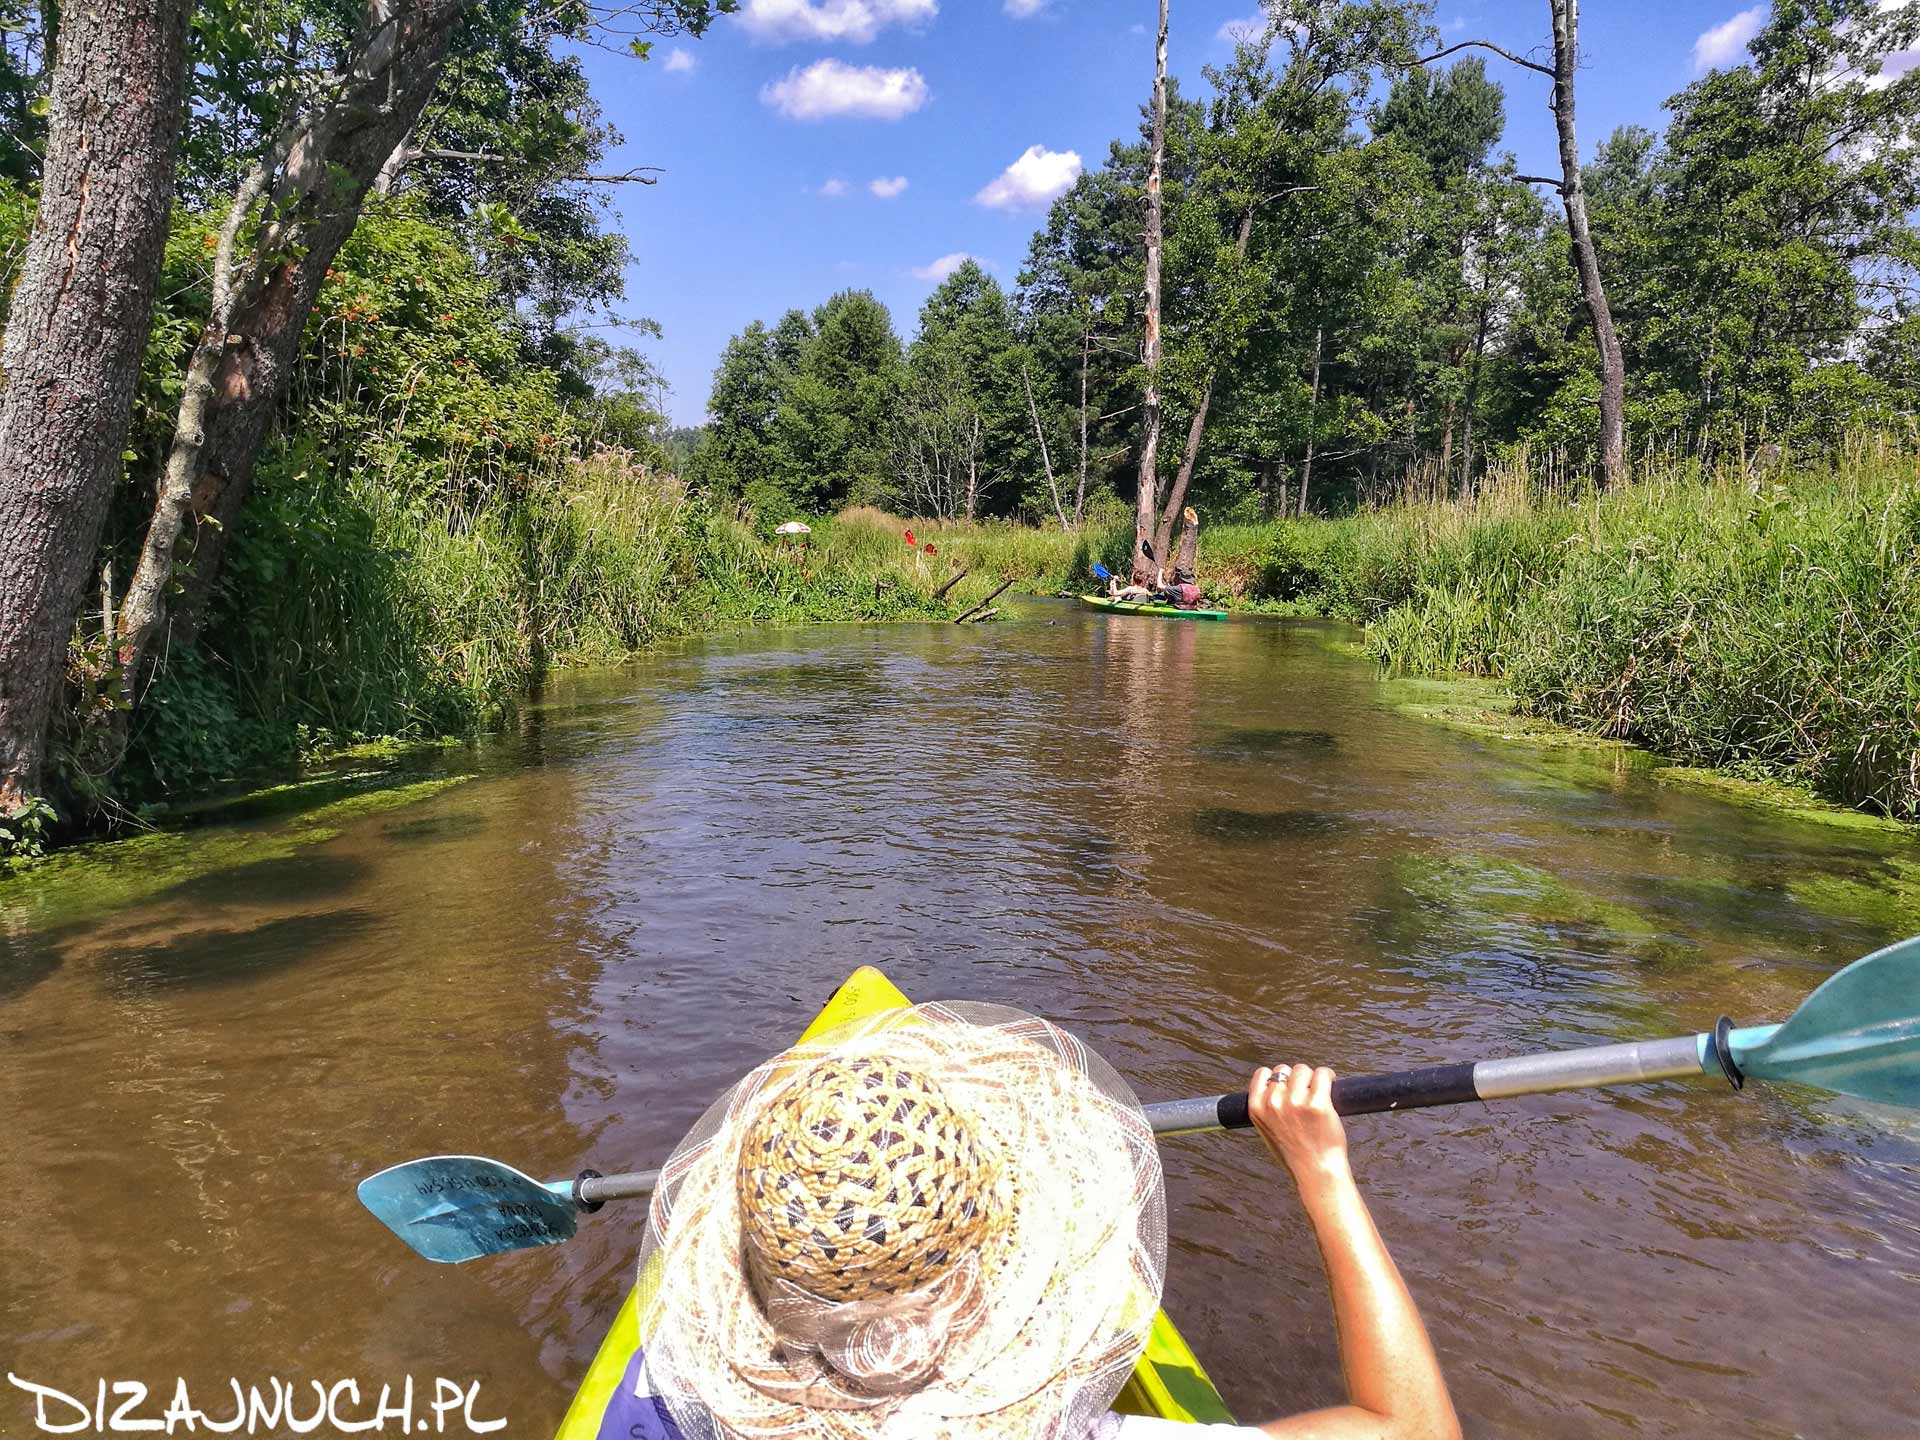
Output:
(3, 607), (1918, 1437)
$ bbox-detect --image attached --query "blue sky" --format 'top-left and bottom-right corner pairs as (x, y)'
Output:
(571, 1), (1776, 425)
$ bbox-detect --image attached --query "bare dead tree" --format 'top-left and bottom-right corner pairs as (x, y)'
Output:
(1298, 323), (1324, 517)
(1022, 364), (1071, 531)
(1076, 322), (1091, 525)
(1424, 0), (1626, 487)
(373, 141), (666, 193)
(1132, 0), (1170, 582)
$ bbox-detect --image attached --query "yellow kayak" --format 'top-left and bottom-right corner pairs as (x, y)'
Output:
(554, 966), (1235, 1435)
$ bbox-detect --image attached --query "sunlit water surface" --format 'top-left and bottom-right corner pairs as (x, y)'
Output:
(4, 607), (1918, 1436)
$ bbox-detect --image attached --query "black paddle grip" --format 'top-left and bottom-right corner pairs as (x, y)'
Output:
(1214, 1062), (1482, 1128)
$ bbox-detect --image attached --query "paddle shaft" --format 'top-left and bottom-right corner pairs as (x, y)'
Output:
(557, 1027), (1777, 1203)
(1143, 1025), (1778, 1136)
(569, 1169), (660, 1206)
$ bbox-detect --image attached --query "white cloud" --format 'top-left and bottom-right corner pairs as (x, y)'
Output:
(869, 175), (909, 197)
(737, 0), (936, 45)
(819, 177), (850, 196)
(1005, 0), (1046, 15)
(1218, 12), (1268, 44)
(1693, 6), (1764, 72)
(762, 59), (931, 120)
(912, 252), (984, 282)
(974, 144), (1083, 209)
(1872, 45), (1920, 88)
(663, 46), (696, 72)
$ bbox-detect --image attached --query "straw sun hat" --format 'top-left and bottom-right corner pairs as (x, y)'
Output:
(633, 1002), (1167, 1440)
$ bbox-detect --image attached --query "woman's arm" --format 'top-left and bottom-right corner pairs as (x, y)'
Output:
(1246, 1064), (1461, 1440)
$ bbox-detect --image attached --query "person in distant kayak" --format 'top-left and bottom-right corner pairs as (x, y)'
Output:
(623, 1002), (1459, 1440)
(1171, 507), (1204, 609)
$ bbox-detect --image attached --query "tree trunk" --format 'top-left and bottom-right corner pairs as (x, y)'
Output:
(1023, 364), (1070, 531)
(1132, 0), (1170, 583)
(1462, 253), (1495, 486)
(1297, 324), (1324, 517)
(1174, 509), (1198, 580)
(1155, 202), (1254, 559)
(1075, 321), (1090, 525)
(1155, 386), (1214, 560)
(117, 0), (468, 690)
(0, 0), (190, 812)
(1549, 0), (1626, 487)
(964, 412), (980, 521)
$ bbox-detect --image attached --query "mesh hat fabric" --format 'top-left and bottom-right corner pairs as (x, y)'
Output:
(634, 1002), (1167, 1440)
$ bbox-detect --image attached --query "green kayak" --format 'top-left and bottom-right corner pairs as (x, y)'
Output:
(1080, 593), (1228, 621)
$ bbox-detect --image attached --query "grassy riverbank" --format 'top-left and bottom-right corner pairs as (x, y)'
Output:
(101, 444), (1919, 833)
(119, 464), (977, 808)
(895, 443), (1920, 824)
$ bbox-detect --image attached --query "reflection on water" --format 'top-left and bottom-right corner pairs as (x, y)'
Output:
(4, 605), (1919, 1438)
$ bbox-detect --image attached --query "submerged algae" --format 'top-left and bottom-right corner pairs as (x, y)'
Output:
(1651, 766), (1908, 836)
(1383, 674), (1636, 753)
(1394, 851), (1700, 970)
(0, 775), (472, 936)
(1387, 672), (1918, 843)
(1789, 856), (1920, 935)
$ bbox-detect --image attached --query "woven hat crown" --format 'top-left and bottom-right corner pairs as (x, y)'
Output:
(736, 1057), (1004, 1303)
(639, 1003), (1168, 1440)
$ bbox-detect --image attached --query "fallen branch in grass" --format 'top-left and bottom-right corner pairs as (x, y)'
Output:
(954, 578), (1015, 623)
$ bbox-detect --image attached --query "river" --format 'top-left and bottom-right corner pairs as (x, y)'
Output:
(3, 607), (1917, 1437)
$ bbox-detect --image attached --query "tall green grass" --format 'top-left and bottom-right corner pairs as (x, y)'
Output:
(135, 442), (1919, 825)
(1241, 448), (1919, 820)
(127, 462), (952, 798)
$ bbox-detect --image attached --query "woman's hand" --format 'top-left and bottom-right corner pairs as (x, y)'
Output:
(1247, 1064), (1349, 1193)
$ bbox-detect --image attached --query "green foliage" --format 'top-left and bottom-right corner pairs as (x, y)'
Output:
(895, 261), (1030, 519)
(1498, 0), (1920, 459)
(0, 173), (30, 329)
(0, 5), (49, 187)
(0, 794), (57, 861)
(92, 202), (930, 803)
(694, 291), (906, 519)
(1503, 464), (1920, 815)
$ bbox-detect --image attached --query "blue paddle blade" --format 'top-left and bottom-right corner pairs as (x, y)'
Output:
(1093, 562), (1112, 580)
(357, 1155), (577, 1263)
(1735, 935), (1920, 1108)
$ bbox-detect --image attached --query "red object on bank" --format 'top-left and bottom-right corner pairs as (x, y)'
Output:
(924, 543), (937, 556)
(904, 529), (916, 546)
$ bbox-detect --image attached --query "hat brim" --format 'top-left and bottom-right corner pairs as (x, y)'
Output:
(634, 1002), (1166, 1440)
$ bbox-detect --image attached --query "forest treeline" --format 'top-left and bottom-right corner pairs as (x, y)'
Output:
(691, 0), (1920, 526)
